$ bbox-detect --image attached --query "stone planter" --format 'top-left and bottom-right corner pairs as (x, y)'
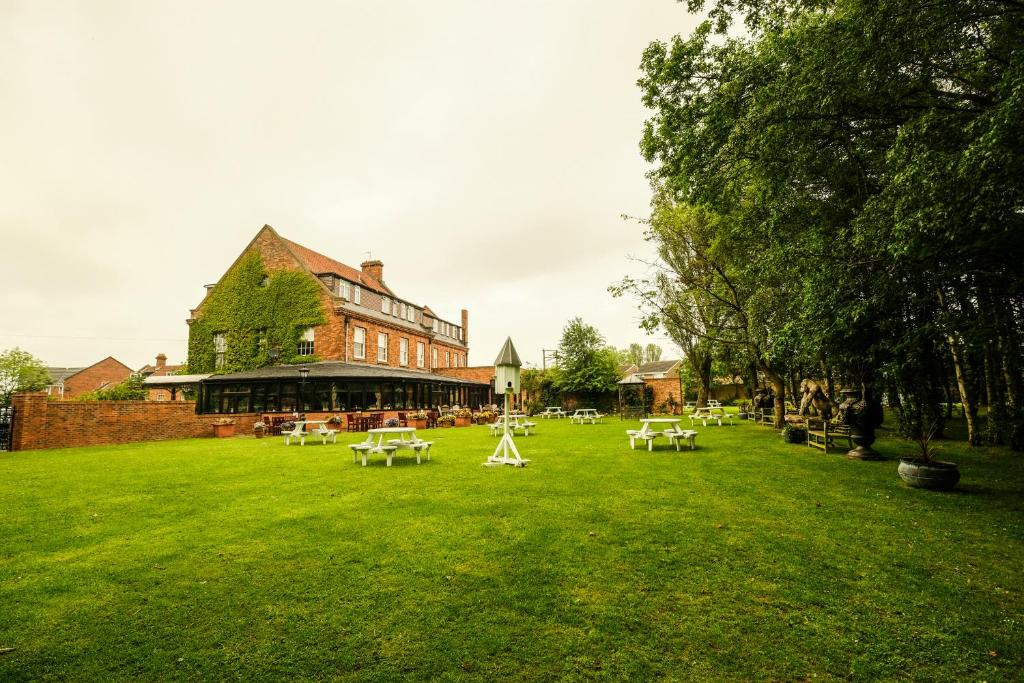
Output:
(847, 427), (883, 460)
(410, 418), (428, 430)
(455, 416), (471, 427)
(212, 423), (236, 438)
(898, 459), (960, 490)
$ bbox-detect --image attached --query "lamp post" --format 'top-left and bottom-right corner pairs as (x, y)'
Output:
(298, 366), (310, 414)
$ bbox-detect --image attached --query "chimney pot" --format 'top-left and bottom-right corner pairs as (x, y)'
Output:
(156, 353), (167, 369)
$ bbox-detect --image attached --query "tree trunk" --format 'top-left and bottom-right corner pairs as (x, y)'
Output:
(945, 330), (979, 445)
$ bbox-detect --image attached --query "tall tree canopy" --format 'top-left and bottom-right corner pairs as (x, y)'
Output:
(627, 0), (1023, 442)
(553, 318), (621, 396)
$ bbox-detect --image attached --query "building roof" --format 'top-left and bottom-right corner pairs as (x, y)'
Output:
(636, 360), (681, 375)
(143, 374), (211, 386)
(47, 367), (85, 384)
(203, 361), (490, 386)
(493, 337), (522, 367)
(138, 363), (185, 376)
(282, 237), (393, 296)
(618, 373), (645, 385)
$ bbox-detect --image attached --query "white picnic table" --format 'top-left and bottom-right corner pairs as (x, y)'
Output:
(627, 418), (698, 451)
(348, 426), (432, 466)
(688, 407), (734, 427)
(538, 407), (567, 419)
(489, 414), (536, 436)
(570, 409), (604, 424)
(283, 420), (336, 446)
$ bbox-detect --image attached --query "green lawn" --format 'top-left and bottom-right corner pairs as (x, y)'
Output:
(1, 418), (1022, 681)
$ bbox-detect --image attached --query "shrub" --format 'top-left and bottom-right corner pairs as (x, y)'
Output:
(781, 424), (806, 444)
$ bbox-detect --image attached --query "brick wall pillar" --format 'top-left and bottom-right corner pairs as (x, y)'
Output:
(11, 391), (47, 451)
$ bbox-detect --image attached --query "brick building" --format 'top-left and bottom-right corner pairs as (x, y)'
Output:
(45, 357), (134, 400)
(137, 353), (186, 401)
(191, 225), (491, 413)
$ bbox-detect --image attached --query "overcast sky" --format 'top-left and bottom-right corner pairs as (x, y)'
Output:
(0, 1), (701, 370)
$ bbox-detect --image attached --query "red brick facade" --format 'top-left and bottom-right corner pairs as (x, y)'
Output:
(189, 225), (470, 374)
(10, 392), (260, 451)
(646, 377), (684, 413)
(61, 357), (134, 399)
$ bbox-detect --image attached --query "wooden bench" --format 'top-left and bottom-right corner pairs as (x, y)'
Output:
(806, 418), (851, 454)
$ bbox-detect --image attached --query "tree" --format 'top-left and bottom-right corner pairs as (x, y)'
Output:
(627, 343), (645, 368)
(632, 0), (1024, 443)
(643, 344), (662, 363)
(0, 348), (50, 406)
(553, 318), (621, 396)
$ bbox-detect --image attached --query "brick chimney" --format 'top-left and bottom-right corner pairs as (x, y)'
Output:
(155, 353), (167, 370)
(461, 309), (469, 345)
(360, 260), (384, 284)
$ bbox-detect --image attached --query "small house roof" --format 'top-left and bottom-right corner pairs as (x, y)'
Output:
(47, 367), (85, 383)
(636, 360), (681, 375)
(618, 373), (645, 385)
(494, 337), (522, 367)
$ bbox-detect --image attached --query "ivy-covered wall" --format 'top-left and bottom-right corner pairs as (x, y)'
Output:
(187, 252), (327, 374)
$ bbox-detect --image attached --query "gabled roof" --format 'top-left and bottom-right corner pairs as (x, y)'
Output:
(636, 360), (681, 375)
(281, 237), (392, 296)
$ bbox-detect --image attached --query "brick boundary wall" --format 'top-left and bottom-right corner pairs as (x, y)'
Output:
(10, 392), (260, 452)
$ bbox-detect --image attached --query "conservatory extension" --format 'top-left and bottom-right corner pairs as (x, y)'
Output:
(196, 361), (492, 414)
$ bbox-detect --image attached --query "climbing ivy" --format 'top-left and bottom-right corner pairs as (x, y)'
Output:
(187, 252), (327, 374)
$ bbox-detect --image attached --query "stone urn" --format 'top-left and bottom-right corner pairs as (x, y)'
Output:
(836, 388), (884, 460)
(898, 459), (960, 490)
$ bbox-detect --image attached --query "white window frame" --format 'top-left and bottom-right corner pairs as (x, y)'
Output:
(353, 327), (366, 360)
(353, 285), (361, 304)
(297, 326), (315, 356)
(400, 338), (409, 366)
(377, 332), (388, 363)
(381, 296), (390, 314)
(338, 281), (350, 300)
(431, 347), (438, 369)
(445, 351), (450, 368)
(416, 341), (425, 368)
(214, 332), (227, 369)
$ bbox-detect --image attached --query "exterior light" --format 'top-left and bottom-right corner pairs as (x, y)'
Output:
(298, 367), (310, 381)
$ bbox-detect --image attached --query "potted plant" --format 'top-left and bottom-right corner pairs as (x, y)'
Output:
(437, 414), (456, 428)
(328, 415), (343, 427)
(409, 411), (428, 429)
(384, 417), (400, 428)
(781, 423), (806, 444)
(454, 408), (473, 427)
(475, 410), (497, 425)
(212, 418), (236, 438)
(253, 421), (267, 439)
(898, 423), (960, 490)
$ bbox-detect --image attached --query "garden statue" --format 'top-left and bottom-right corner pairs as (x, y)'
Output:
(835, 388), (884, 460)
(798, 379), (834, 420)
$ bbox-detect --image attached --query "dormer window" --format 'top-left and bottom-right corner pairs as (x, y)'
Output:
(381, 295), (390, 314)
(353, 285), (361, 304)
(338, 280), (350, 300)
